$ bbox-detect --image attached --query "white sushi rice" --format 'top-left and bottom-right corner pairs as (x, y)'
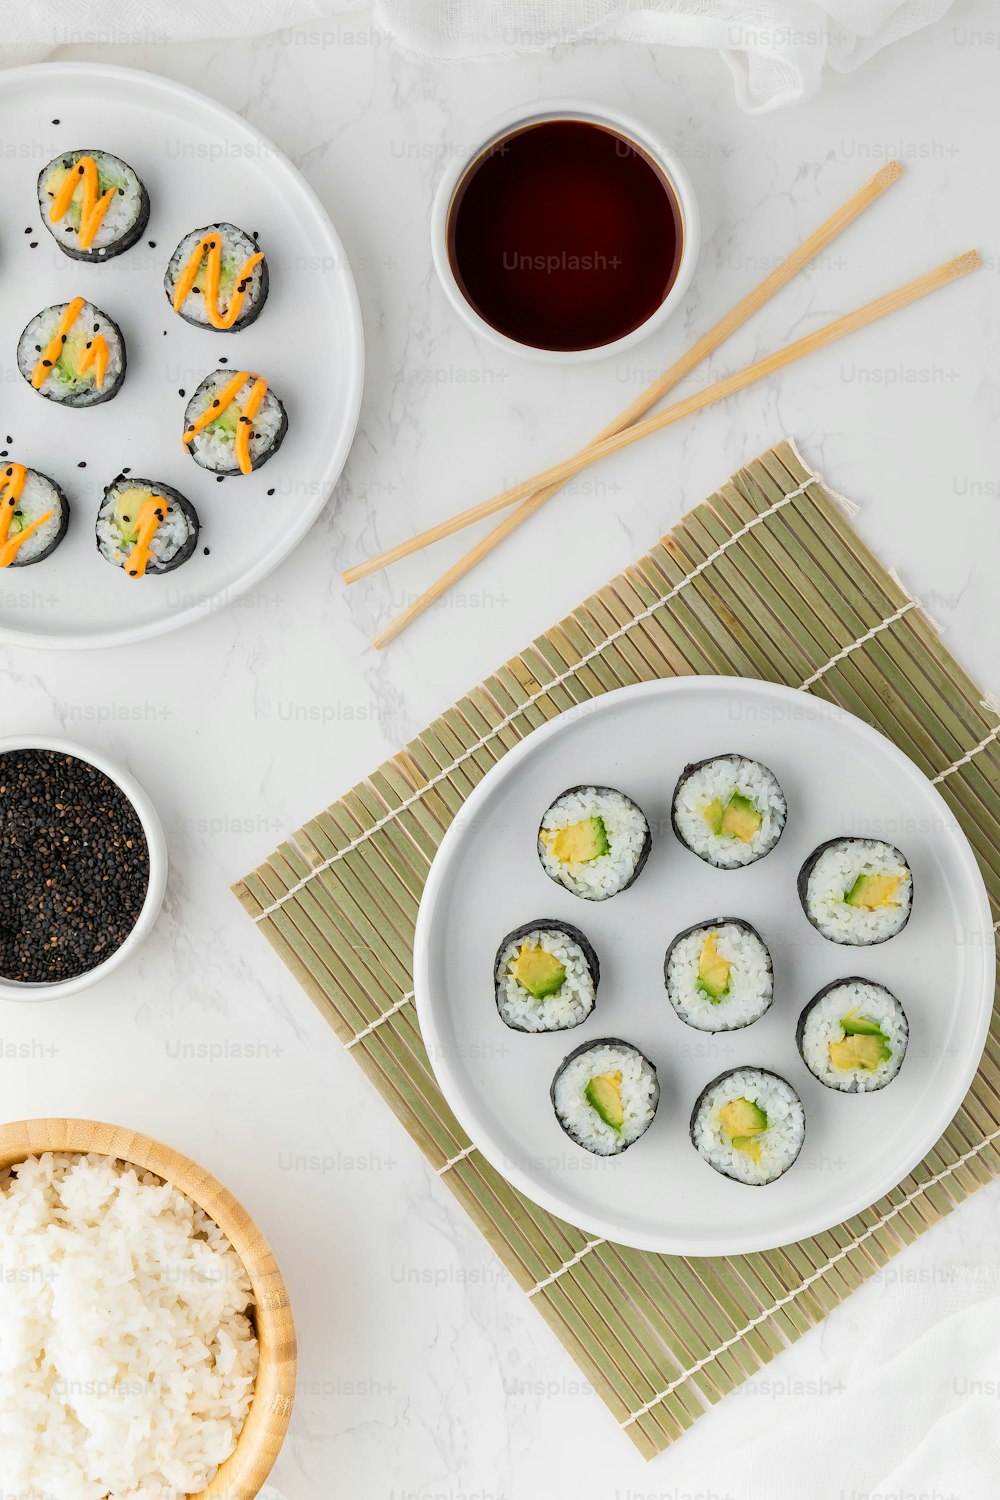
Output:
(186, 371), (285, 473)
(495, 926), (596, 1032)
(799, 979), (908, 1091)
(672, 756), (786, 868)
(96, 483), (195, 572)
(3, 469), (64, 565)
(538, 787), (649, 900)
(17, 301), (124, 406)
(166, 224), (265, 328)
(665, 921), (773, 1032)
(0, 1151), (258, 1499)
(692, 1067), (804, 1185)
(552, 1041), (659, 1155)
(37, 150), (146, 255)
(802, 839), (912, 944)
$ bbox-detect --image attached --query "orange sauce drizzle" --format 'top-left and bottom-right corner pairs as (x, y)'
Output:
(182, 371), (268, 475)
(0, 465), (53, 568)
(120, 494), (168, 580)
(48, 156), (116, 250)
(171, 233), (265, 330)
(31, 297), (108, 391)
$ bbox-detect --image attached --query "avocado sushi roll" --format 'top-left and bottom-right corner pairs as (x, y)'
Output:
(798, 838), (912, 945)
(495, 919), (599, 1033)
(37, 149), (149, 261)
(0, 464), (69, 568)
(18, 298), (126, 408)
(797, 978), (908, 1092)
(690, 1066), (804, 1185)
(96, 477), (199, 579)
(672, 754), (786, 869)
(538, 786), (651, 901)
(165, 224), (268, 331)
(551, 1038), (659, 1156)
(182, 370), (287, 475)
(664, 918), (773, 1033)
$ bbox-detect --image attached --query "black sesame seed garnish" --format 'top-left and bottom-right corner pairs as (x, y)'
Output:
(52, 118), (60, 125)
(178, 389), (185, 398)
(216, 475), (225, 483)
(203, 546), (210, 555)
(29, 242), (38, 249)
(219, 356), (228, 364)
(267, 488), (275, 496)
(0, 750), (150, 984)
(148, 240), (156, 248)
(77, 461), (86, 469)
(24, 227), (31, 235)
(122, 466), (131, 475)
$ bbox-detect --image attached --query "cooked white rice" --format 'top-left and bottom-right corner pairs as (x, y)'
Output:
(185, 371), (285, 473)
(665, 921), (773, 1032)
(495, 925), (596, 1031)
(3, 469), (64, 565)
(692, 1067), (804, 1185)
(538, 786), (649, 900)
(799, 979), (908, 1091)
(38, 150), (146, 255)
(0, 1151), (258, 1499)
(672, 755), (786, 869)
(801, 838), (912, 944)
(552, 1040), (659, 1155)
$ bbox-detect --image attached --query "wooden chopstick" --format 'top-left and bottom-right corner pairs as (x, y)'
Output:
(346, 160), (904, 593)
(369, 247), (981, 647)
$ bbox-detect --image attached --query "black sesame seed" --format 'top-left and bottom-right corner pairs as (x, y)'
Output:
(24, 227), (31, 235)
(0, 749), (150, 984)
(29, 242), (38, 249)
(148, 240), (156, 248)
(77, 461), (86, 469)
(178, 389), (185, 398)
(219, 356), (228, 364)
(203, 546), (210, 555)
(267, 487), (275, 496)
(52, 118), (60, 125)
(122, 466), (131, 475)
(216, 476), (225, 483)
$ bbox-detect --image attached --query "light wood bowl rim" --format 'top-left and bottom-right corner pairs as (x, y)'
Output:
(0, 1117), (296, 1500)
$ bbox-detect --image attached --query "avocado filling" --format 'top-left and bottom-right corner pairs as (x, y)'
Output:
(543, 816), (609, 865)
(702, 792), (762, 843)
(719, 1097), (767, 1161)
(695, 932), (731, 1002)
(585, 1071), (624, 1132)
(509, 943), (566, 1001)
(844, 873), (901, 910)
(829, 1011), (892, 1072)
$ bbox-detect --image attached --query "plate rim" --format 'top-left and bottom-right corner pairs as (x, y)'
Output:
(413, 675), (996, 1255)
(0, 60), (365, 651)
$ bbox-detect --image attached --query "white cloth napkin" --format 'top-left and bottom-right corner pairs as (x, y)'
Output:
(1, 0), (956, 112)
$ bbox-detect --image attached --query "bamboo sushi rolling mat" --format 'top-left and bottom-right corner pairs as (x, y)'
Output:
(234, 439), (1000, 1460)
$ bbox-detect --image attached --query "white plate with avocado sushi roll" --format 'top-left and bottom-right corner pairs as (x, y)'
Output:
(0, 62), (363, 648)
(414, 676), (994, 1254)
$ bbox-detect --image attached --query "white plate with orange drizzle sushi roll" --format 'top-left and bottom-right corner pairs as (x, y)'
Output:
(182, 371), (287, 476)
(164, 224), (268, 333)
(0, 62), (363, 648)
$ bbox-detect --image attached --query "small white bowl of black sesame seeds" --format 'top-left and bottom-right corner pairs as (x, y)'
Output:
(0, 737), (167, 1002)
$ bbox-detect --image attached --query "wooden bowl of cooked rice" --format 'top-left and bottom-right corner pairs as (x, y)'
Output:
(0, 1117), (296, 1499)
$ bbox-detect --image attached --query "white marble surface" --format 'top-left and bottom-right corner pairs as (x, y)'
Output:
(3, 7), (1000, 1498)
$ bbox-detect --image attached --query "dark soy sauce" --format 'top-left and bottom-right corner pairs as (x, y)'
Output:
(447, 119), (683, 353)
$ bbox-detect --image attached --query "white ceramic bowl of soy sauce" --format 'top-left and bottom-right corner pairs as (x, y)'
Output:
(0, 736), (167, 1003)
(430, 98), (700, 364)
